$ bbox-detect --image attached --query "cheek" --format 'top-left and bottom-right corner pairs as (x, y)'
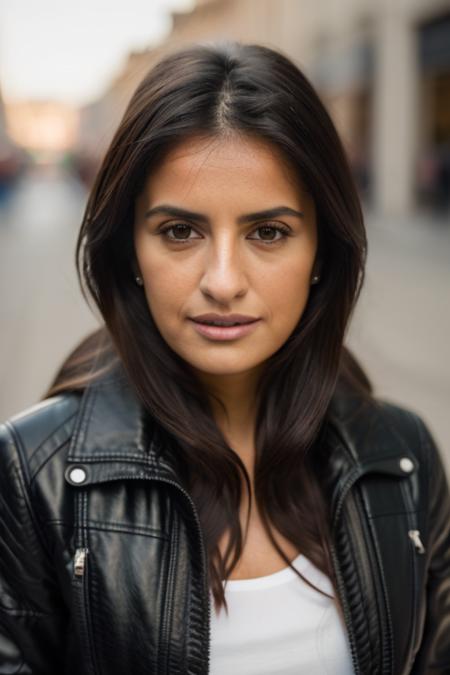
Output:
(265, 255), (313, 321)
(268, 284), (310, 338)
(140, 256), (194, 318)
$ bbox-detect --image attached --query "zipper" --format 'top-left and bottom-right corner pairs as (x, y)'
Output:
(72, 546), (99, 674)
(348, 487), (393, 674)
(329, 537), (360, 675)
(153, 477), (211, 675)
(408, 529), (425, 554)
(402, 482), (425, 658)
(327, 466), (367, 675)
(72, 473), (211, 675)
(158, 506), (179, 674)
(74, 547), (88, 576)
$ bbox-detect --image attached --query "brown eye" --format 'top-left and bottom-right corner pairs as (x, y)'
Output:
(159, 223), (201, 242)
(248, 223), (291, 244)
(258, 226), (278, 241)
(170, 224), (191, 239)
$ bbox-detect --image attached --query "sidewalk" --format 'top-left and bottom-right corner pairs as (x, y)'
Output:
(347, 208), (450, 474)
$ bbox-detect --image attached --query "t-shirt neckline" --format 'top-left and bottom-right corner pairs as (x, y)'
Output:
(221, 553), (310, 591)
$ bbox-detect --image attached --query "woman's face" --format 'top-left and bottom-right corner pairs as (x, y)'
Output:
(133, 134), (318, 379)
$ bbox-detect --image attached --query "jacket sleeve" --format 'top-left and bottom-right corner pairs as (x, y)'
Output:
(0, 421), (69, 674)
(411, 416), (450, 674)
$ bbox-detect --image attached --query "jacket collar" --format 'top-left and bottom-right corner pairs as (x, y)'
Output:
(66, 358), (419, 497)
(66, 358), (178, 484)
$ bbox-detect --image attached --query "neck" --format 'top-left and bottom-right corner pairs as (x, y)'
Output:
(193, 367), (263, 465)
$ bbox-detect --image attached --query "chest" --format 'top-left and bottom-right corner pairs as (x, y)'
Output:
(217, 504), (301, 580)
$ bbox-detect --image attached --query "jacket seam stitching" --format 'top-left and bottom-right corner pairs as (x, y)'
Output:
(80, 523), (169, 539)
(44, 517), (169, 537)
(28, 408), (78, 465)
(29, 435), (74, 486)
(68, 383), (97, 460)
(368, 508), (425, 520)
(0, 607), (60, 618)
(70, 471), (168, 484)
(5, 422), (58, 567)
(68, 453), (157, 461)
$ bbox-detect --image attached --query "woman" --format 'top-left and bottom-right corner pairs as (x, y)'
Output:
(0, 41), (449, 675)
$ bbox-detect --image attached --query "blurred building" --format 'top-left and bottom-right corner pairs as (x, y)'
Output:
(76, 0), (450, 219)
(5, 99), (79, 155)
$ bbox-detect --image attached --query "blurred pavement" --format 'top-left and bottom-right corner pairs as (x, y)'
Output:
(0, 166), (99, 420)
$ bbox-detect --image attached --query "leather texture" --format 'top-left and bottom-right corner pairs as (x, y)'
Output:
(0, 362), (449, 674)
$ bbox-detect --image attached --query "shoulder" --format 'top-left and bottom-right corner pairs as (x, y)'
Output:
(0, 393), (82, 479)
(372, 399), (447, 484)
(329, 387), (445, 475)
(372, 398), (439, 463)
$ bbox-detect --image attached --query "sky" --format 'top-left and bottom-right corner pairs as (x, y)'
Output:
(0, 0), (195, 106)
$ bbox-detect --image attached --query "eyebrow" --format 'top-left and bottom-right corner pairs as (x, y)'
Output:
(144, 204), (305, 224)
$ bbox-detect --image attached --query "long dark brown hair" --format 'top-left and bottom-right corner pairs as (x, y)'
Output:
(46, 40), (373, 619)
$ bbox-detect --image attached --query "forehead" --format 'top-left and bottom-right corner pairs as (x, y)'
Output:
(142, 134), (306, 201)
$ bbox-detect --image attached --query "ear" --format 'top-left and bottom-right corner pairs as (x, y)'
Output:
(131, 258), (141, 278)
(312, 258), (323, 278)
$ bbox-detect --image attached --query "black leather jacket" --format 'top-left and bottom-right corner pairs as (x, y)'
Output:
(0, 364), (449, 675)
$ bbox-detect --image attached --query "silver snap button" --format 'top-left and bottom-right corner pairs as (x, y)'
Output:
(399, 457), (414, 473)
(69, 467), (87, 484)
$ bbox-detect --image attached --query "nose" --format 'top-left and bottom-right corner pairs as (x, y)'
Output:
(199, 235), (248, 304)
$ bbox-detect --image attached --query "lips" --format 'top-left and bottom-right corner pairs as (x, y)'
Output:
(194, 319), (256, 326)
(189, 318), (261, 341)
(191, 313), (259, 326)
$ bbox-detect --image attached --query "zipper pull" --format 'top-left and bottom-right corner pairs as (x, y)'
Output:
(74, 547), (88, 576)
(408, 529), (426, 554)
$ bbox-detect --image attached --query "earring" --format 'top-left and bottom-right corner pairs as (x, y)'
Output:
(135, 275), (144, 286)
(311, 275), (320, 285)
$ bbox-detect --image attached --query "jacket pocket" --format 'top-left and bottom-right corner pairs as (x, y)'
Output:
(71, 546), (100, 675)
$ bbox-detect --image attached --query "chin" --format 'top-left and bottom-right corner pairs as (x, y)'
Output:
(187, 356), (265, 377)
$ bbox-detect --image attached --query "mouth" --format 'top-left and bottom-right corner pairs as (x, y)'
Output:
(188, 318), (261, 341)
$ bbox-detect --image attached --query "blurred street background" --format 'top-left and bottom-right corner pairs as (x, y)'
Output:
(0, 0), (449, 471)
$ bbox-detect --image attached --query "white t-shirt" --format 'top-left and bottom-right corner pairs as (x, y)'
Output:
(209, 552), (355, 674)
